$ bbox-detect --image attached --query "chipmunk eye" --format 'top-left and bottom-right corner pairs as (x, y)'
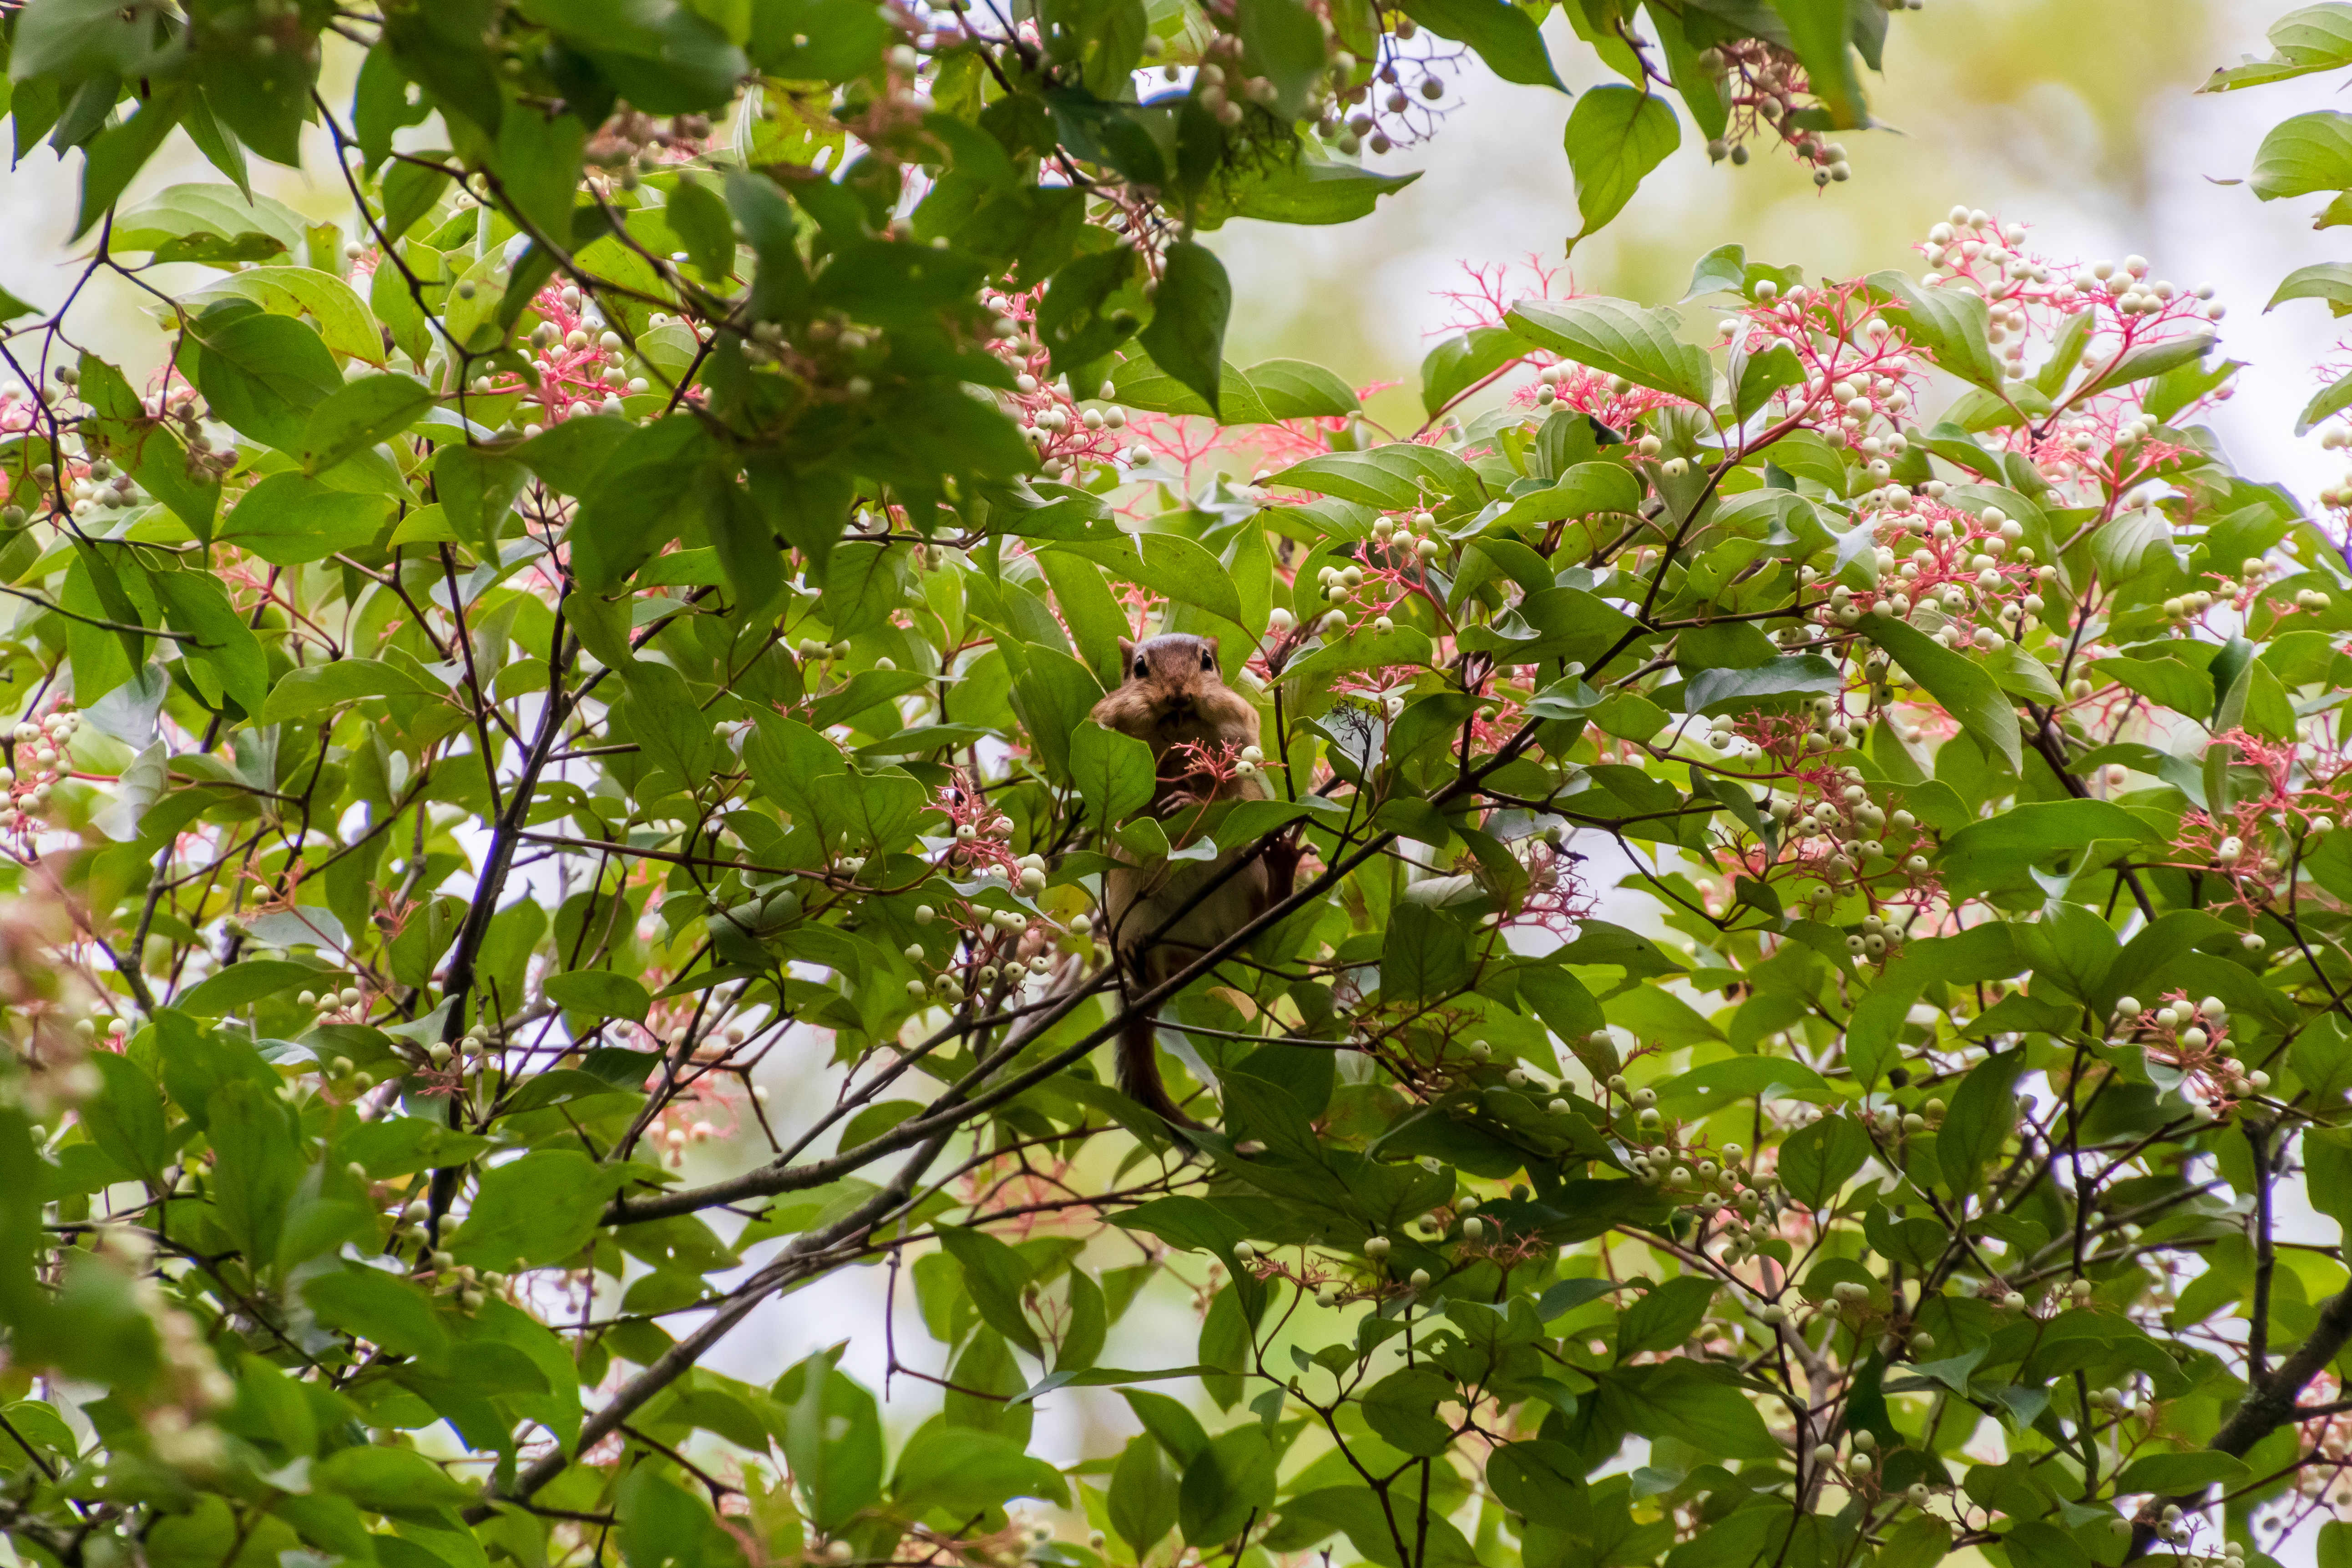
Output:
(1200, 651), (1214, 670)
(1133, 659), (1147, 678)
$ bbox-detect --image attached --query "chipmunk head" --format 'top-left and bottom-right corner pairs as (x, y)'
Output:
(1117, 634), (1225, 725)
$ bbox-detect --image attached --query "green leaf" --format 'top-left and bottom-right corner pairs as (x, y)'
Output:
(1734, 339), (1809, 420)
(2002, 1522), (2089, 1568)
(489, 104), (587, 245)
(2306, 1129), (2352, 1244)
(12, 0), (178, 88)
(1234, 0), (1329, 116)
(380, 158), (452, 240)
(75, 86), (188, 241)
(777, 1352), (887, 1530)
(153, 572), (268, 716)
(1652, 1054), (1834, 1116)
(314, 1444), (473, 1511)
(1138, 241), (1232, 419)
(567, 415), (715, 590)
(1046, 0), (1150, 97)
(1769, 0), (1866, 126)
(207, 1079), (300, 1271)
(299, 373), (435, 475)
(889, 1423), (1068, 1516)
(1384, 903), (1469, 1002)
(1684, 655), (1842, 714)
(302, 1266), (450, 1359)
(1225, 159), (1421, 225)
(1038, 246), (1143, 374)
(199, 268), (386, 364)
(750, 0), (892, 76)
(2252, 110), (2352, 199)
(451, 1151), (616, 1271)
(110, 166), (303, 264)
(176, 960), (331, 1017)
(79, 1048), (167, 1185)
(1110, 354), (1359, 423)
(2109, 1451), (2249, 1496)
(1859, 617), (2021, 771)
(1779, 1114), (1873, 1208)
(1069, 719), (1157, 825)
(2322, 1520), (2352, 1568)
(1564, 86), (1679, 245)
(1876, 273), (2008, 394)
(664, 175), (736, 280)
(1398, 0), (1566, 89)
(1506, 297), (1714, 406)
(2295, 369), (2352, 437)
(617, 1467), (746, 1568)
(2090, 654), (2210, 719)
(1051, 533), (1245, 626)
(1937, 1050), (2026, 1199)
(2205, 4), (2352, 88)
(1007, 647), (1106, 784)
(92, 738), (167, 843)
(192, 305), (344, 450)
(1266, 443), (1484, 510)
(820, 539), (914, 636)
(260, 658), (441, 723)
(542, 970), (652, 1022)
(618, 658), (720, 786)
(1603, 1360), (1780, 1457)
(1109, 1435), (1181, 1559)
(703, 467), (784, 610)
(431, 444), (529, 555)
(2072, 331), (2216, 402)
(1685, 243), (1755, 301)
(2269, 261), (2352, 316)
(1493, 461), (1642, 529)
(1177, 1425), (1279, 1545)
(217, 474), (392, 566)
(1618, 1275), (1716, 1357)
(1937, 800), (2160, 900)
(934, 1226), (1044, 1356)
(1488, 1441), (1589, 1527)
(1421, 325), (1529, 417)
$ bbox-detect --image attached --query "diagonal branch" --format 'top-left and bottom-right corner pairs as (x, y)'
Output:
(2125, 1282), (2352, 1558)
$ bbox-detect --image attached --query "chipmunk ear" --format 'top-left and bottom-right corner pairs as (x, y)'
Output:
(1118, 638), (1135, 670)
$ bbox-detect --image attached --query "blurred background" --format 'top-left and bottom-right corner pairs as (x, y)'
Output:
(6, 0), (2343, 1546)
(1208, 0), (2350, 501)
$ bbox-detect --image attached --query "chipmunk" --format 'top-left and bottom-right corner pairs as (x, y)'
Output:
(1090, 633), (1296, 1130)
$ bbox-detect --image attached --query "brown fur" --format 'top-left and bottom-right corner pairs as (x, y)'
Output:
(1088, 634), (1289, 1130)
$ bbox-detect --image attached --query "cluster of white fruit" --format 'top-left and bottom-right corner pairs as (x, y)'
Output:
(1013, 372), (1133, 481)
(2117, 994), (2271, 1100)
(2068, 258), (2221, 321)
(1654, 1139), (1790, 1264)
(1370, 508), (1444, 561)
(2313, 428), (2352, 511)
(295, 983), (368, 1013)
(1921, 208), (2224, 405)
(1863, 1092), (1945, 1137)
(376, 1194), (507, 1310)
(1811, 500), (2055, 654)
(657, 1114), (721, 1166)
(1759, 779), (1929, 889)
(1, 707), (79, 829)
(2136, 1502), (2235, 1550)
